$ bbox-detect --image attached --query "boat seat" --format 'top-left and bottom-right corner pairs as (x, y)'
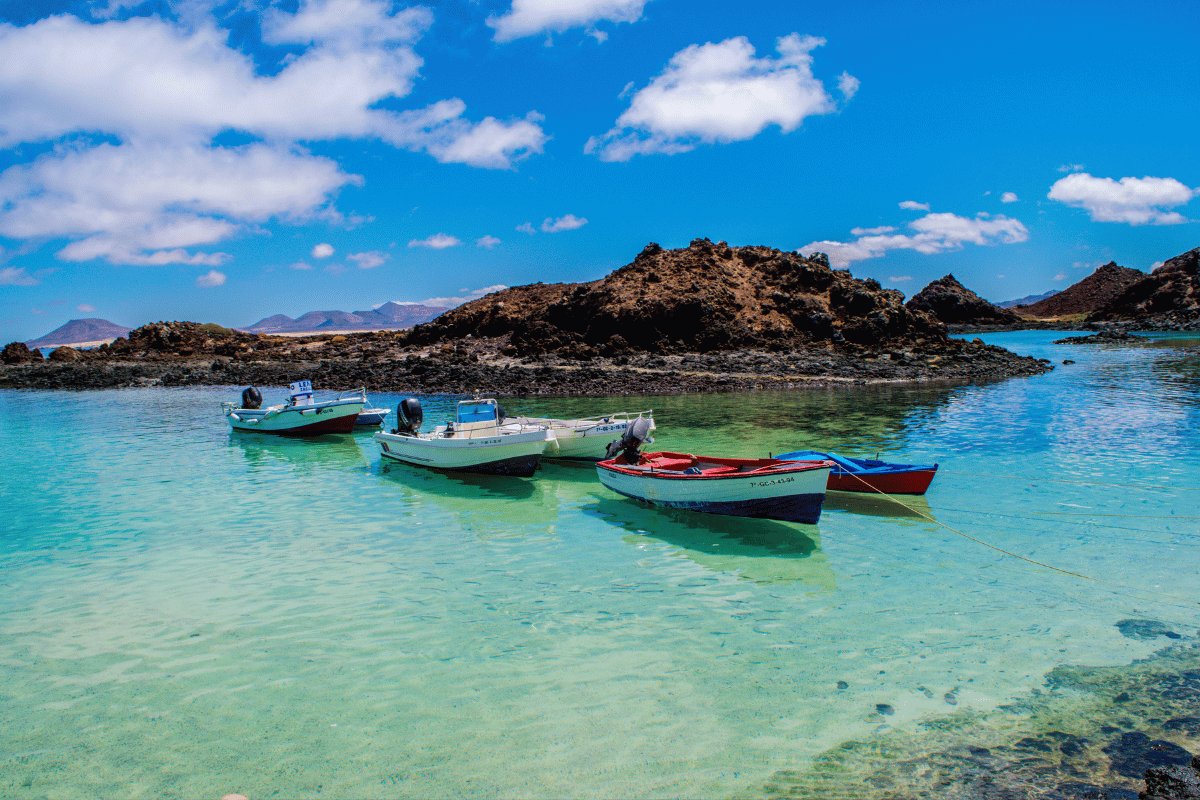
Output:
(648, 456), (697, 472)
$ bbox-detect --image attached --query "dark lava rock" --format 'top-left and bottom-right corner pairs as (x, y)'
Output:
(2, 341), (42, 364)
(1017, 261), (1148, 318)
(48, 346), (81, 362)
(837, 680), (848, 690)
(1140, 755), (1200, 800)
(1054, 330), (1138, 344)
(1089, 246), (1200, 330)
(1104, 731), (1192, 779)
(876, 703), (895, 716)
(906, 274), (1023, 326)
(1116, 619), (1180, 640)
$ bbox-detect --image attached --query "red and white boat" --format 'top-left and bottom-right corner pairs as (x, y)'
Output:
(595, 420), (834, 524)
(223, 381), (366, 436)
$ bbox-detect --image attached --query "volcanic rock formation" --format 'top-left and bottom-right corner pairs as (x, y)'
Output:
(1089, 247), (1200, 328)
(1016, 261), (1147, 318)
(905, 274), (1022, 326)
(408, 238), (947, 357)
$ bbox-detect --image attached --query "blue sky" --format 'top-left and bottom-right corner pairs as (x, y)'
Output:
(1, 0), (1197, 341)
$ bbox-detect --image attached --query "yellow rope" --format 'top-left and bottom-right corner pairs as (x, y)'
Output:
(834, 469), (1200, 607)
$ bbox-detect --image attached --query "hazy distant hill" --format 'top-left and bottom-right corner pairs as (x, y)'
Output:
(242, 302), (448, 333)
(996, 290), (1059, 309)
(26, 318), (133, 348)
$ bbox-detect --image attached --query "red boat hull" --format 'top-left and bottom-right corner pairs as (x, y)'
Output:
(826, 468), (937, 495)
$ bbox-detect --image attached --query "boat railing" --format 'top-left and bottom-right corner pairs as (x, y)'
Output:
(335, 387), (367, 402)
(516, 410), (655, 429)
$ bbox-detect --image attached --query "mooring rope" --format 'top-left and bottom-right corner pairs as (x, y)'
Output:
(836, 469), (1200, 609)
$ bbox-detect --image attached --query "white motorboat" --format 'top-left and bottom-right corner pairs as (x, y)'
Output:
(375, 397), (554, 477)
(355, 403), (391, 427)
(503, 410), (656, 461)
(223, 381), (366, 436)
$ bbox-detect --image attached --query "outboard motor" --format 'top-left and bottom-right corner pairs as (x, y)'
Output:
(241, 386), (262, 409)
(604, 416), (654, 463)
(395, 397), (423, 435)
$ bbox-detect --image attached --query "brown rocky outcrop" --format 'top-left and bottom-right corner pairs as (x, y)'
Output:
(1088, 247), (1200, 329)
(1016, 261), (1147, 318)
(48, 346), (82, 362)
(2, 341), (42, 364)
(409, 238), (947, 356)
(905, 274), (1022, 326)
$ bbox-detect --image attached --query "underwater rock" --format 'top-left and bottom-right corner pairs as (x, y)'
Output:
(876, 703), (895, 716)
(1140, 754), (1200, 800)
(1104, 731), (1192, 779)
(1116, 619), (1181, 640)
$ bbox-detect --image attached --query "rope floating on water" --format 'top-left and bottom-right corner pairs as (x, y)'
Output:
(835, 469), (1200, 608)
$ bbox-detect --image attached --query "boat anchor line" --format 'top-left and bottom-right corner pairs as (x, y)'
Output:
(836, 470), (1200, 610)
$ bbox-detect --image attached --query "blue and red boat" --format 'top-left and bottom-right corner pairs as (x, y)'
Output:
(777, 451), (938, 495)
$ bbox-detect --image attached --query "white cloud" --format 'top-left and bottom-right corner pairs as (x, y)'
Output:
(800, 211), (1029, 268)
(289, 261), (313, 270)
(516, 222), (537, 234)
(899, 200), (930, 211)
(77, 303), (95, 312)
(1058, 163), (1085, 173)
(0, 141), (354, 265)
(0, 4), (549, 267)
(407, 234), (460, 250)
(1053, 273), (1068, 281)
(488, 0), (649, 43)
(888, 276), (912, 283)
(421, 284), (509, 307)
(1150, 260), (1164, 271)
(476, 235), (502, 248)
(585, 33), (843, 161)
(837, 71), (859, 100)
(0, 267), (38, 286)
(196, 269), (225, 287)
(1001, 192), (1019, 203)
(850, 225), (896, 236)
(311, 243), (334, 258)
(1048, 172), (1196, 225)
(541, 214), (588, 232)
(348, 250), (389, 267)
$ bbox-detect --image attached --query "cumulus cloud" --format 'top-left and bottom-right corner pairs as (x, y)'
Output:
(0, 4), (548, 266)
(850, 225), (896, 236)
(196, 269), (225, 287)
(541, 214), (588, 232)
(0, 267), (38, 286)
(476, 235), (501, 248)
(421, 284), (509, 307)
(888, 276), (912, 283)
(516, 222), (537, 234)
(1058, 163), (1085, 173)
(1047, 173), (1196, 225)
(311, 243), (334, 258)
(585, 33), (848, 161)
(899, 200), (930, 211)
(407, 234), (460, 250)
(1053, 273), (1068, 281)
(348, 250), (389, 267)
(1001, 192), (1019, 203)
(837, 71), (860, 100)
(77, 303), (95, 312)
(289, 261), (313, 270)
(800, 210), (1030, 268)
(488, 0), (649, 43)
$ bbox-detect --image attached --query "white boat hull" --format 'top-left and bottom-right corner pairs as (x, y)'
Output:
(596, 462), (830, 523)
(509, 413), (655, 461)
(226, 397), (364, 435)
(375, 428), (553, 477)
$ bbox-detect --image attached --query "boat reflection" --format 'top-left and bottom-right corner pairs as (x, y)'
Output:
(375, 458), (542, 501)
(823, 491), (937, 520)
(590, 497), (837, 588)
(227, 432), (368, 472)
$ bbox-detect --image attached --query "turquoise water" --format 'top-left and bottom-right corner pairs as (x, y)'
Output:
(1, 330), (1198, 798)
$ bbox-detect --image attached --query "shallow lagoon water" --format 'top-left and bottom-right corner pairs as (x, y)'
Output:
(1, 330), (1198, 798)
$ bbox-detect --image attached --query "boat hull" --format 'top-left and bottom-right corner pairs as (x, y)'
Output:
(510, 413), (655, 461)
(596, 457), (830, 524)
(226, 399), (364, 435)
(375, 430), (550, 477)
(778, 451), (938, 495)
(355, 408), (389, 426)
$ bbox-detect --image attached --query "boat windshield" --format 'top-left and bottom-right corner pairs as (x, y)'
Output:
(457, 402), (497, 424)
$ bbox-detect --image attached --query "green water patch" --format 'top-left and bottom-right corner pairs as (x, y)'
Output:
(739, 634), (1200, 800)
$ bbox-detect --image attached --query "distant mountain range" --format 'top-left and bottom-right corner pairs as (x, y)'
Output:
(26, 318), (133, 348)
(996, 290), (1060, 308)
(241, 302), (448, 333)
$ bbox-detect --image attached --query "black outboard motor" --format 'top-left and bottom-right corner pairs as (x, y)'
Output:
(395, 397), (423, 435)
(241, 386), (262, 409)
(604, 416), (654, 463)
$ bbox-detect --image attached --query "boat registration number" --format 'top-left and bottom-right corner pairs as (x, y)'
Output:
(468, 439), (501, 445)
(592, 423), (627, 433)
(750, 476), (794, 487)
